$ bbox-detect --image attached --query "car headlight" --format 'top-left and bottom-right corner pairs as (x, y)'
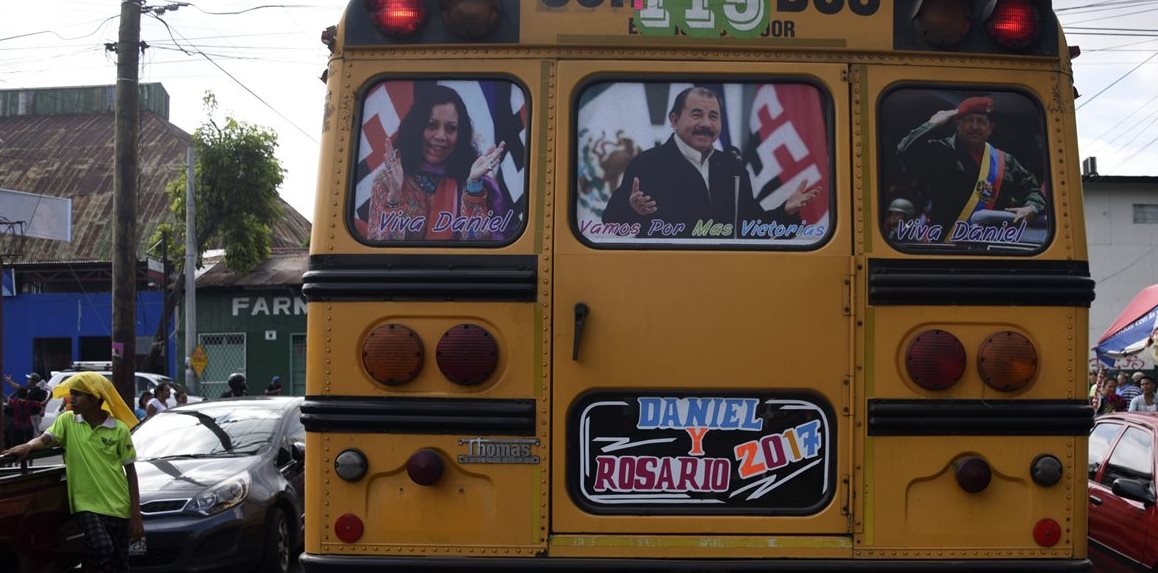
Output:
(184, 473), (251, 516)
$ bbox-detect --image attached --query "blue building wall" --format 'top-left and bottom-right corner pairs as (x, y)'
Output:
(2, 291), (174, 396)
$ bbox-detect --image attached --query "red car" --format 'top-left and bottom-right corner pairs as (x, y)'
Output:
(1089, 412), (1158, 572)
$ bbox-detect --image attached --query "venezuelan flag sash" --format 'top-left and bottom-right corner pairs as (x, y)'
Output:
(944, 143), (1005, 243)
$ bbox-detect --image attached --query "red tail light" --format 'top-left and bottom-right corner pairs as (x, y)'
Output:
(986, 0), (1039, 50)
(905, 329), (966, 391)
(914, 0), (971, 47)
(977, 331), (1037, 391)
(366, 0), (427, 37)
(436, 323), (498, 386)
(334, 513), (365, 543)
(406, 448), (445, 486)
(362, 323), (424, 386)
(954, 455), (992, 493)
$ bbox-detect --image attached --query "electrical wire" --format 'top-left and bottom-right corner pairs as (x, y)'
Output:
(147, 12), (319, 144)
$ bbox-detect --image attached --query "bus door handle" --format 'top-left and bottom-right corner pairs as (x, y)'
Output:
(1089, 495), (1103, 506)
(572, 303), (590, 361)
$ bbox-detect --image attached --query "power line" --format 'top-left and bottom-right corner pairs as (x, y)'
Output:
(185, 3), (335, 16)
(146, 12), (319, 144)
(1075, 50), (1158, 110)
(0, 15), (120, 43)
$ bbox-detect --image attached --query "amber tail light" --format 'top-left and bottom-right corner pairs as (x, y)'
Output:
(914, 0), (971, 47)
(905, 329), (966, 391)
(442, 0), (501, 40)
(977, 331), (1037, 391)
(362, 323), (424, 386)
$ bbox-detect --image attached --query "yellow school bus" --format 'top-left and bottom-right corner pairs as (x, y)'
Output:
(301, 1), (1095, 570)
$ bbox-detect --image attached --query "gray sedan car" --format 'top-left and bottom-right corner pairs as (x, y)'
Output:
(129, 397), (305, 573)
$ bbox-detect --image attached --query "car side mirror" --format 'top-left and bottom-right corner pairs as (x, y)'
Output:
(292, 441), (306, 465)
(1112, 478), (1157, 507)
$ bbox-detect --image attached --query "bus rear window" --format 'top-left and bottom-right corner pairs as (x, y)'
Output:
(574, 81), (833, 248)
(879, 87), (1052, 254)
(350, 79), (528, 245)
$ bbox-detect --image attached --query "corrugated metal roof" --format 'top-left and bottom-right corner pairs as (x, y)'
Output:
(0, 95), (311, 263)
(197, 247), (308, 288)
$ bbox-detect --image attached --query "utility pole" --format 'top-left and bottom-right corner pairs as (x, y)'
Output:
(112, 0), (143, 406)
(159, 229), (168, 376)
(185, 145), (198, 395)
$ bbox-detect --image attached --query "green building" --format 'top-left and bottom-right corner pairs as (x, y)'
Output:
(181, 248), (309, 397)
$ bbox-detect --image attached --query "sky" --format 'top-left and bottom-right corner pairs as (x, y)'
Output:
(2, 1), (1156, 224)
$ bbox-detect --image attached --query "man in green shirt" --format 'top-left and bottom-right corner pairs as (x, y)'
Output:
(2, 372), (143, 572)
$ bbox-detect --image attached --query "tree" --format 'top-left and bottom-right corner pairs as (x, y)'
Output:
(143, 93), (285, 373)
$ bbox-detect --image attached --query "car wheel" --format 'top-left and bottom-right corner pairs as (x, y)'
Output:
(260, 507), (292, 573)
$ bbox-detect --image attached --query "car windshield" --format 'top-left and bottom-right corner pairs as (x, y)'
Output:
(133, 403), (285, 459)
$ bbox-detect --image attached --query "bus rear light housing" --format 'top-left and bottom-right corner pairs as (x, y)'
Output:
(905, 329), (966, 390)
(334, 513), (365, 543)
(442, 0), (501, 40)
(977, 331), (1037, 391)
(362, 323), (424, 386)
(954, 455), (992, 493)
(365, 0), (427, 37)
(985, 0), (1040, 50)
(913, 0), (971, 47)
(436, 323), (498, 386)
(407, 448), (445, 486)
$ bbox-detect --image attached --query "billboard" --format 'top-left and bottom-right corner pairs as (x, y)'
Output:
(0, 187), (72, 242)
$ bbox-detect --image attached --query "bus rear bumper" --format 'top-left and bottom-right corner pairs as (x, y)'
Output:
(300, 554), (1092, 572)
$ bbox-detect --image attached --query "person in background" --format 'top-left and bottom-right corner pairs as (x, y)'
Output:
(6, 386), (35, 447)
(1094, 376), (1127, 415)
(1117, 371), (1142, 403)
(134, 392), (153, 422)
(1, 372), (143, 572)
(220, 373), (248, 398)
(174, 390), (188, 405)
(145, 384), (171, 419)
(264, 376), (284, 396)
(1128, 374), (1157, 412)
(26, 374), (48, 436)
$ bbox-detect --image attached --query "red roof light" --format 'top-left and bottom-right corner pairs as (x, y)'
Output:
(986, 0), (1040, 50)
(366, 0), (427, 37)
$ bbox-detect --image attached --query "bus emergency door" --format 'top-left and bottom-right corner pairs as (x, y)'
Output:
(552, 60), (854, 538)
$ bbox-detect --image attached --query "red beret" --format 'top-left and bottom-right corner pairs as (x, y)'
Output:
(957, 96), (994, 117)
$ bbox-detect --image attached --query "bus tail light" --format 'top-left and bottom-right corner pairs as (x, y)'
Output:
(1030, 454), (1062, 487)
(366, 0), (427, 37)
(1033, 518), (1061, 547)
(913, 0), (971, 47)
(362, 323), (424, 386)
(334, 513), (365, 543)
(985, 0), (1040, 50)
(905, 330), (966, 390)
(954, 455), (992, 493)
(442, 0), (501, 40)
(407, 448), (444, 485)
(436, 324), (498, 386)
(977, 331), (1037, 391)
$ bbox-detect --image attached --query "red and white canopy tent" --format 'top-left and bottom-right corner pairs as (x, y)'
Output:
(1095, 284), (1158, 371)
